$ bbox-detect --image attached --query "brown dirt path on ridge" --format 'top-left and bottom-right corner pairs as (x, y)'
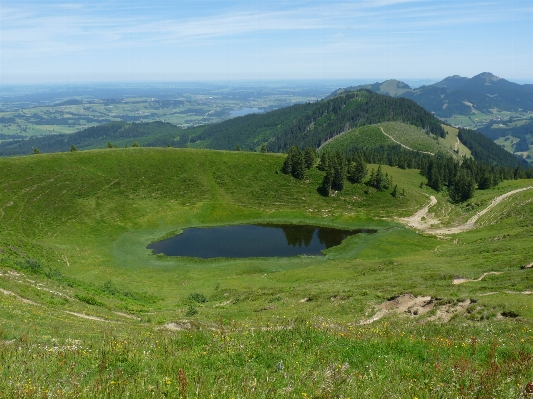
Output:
(379, 127), (435, 155)
(400, 186), (533, 234)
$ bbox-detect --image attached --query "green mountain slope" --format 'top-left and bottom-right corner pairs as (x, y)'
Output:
(328, 79), (412, 98)
(321, 122), (452, 156)
(0, 121), (203, 156)
(191, 90), (446, 152)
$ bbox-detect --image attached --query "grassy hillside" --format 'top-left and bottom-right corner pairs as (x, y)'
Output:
(321, 122), (471, 160)
(1, 148), (533, 397)
(442, 125), (472, 158)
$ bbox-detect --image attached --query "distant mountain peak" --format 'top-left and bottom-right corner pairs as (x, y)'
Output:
(474, 72), (502, 82)
(432, 75), (468, 90)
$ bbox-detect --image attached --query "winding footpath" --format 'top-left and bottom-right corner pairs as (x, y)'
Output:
(379, 127), (435, 155)
(400, 186), (533, 234)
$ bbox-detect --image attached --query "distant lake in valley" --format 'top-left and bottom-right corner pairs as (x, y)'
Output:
(147, 224), (377, 259)
(229, 108), (263, 117)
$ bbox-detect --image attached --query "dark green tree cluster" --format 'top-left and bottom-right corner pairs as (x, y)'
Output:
(348, 155), (368, 183)
(319, 151), (350, 196)
(282, 146), (306, 180)
(342, 143), (532, 202)
(366, 165), (392, 191)
(448, 169), (476, 202)
(419, 153), (517, 202)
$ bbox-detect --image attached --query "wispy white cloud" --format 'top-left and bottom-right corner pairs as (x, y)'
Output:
(1, 0), (532, 81)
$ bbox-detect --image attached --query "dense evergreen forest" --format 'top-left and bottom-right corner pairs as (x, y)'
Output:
(192, 90), (447, 152)
(457, 128), (529, 168)
(281, 142), (532, 203)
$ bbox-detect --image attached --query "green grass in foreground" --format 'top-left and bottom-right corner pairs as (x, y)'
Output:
(1, 148), (533, 397)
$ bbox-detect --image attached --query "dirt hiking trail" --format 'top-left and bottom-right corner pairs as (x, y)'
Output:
(379, 127), (435, 155)
(453, 272), (502, 285)
(400, 186), (533, 234)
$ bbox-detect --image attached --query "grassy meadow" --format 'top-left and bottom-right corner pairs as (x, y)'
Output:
(1, 147), (533, 398)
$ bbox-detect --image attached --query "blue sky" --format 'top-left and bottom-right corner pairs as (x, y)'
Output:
(1, 0), (532, 83)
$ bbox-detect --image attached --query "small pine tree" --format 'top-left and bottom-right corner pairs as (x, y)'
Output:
(321, 166), (334, 196)
(132, 142), (140, 147)
(282, 148), (294, 175)
(391, 184), (398, 197)
(477, 173), (492, 190)
(70, 145), (78, 152)
(303, 147), (316, 170)
(33, 147), (40, 154)
(348, 155), (367, 183)
(260, 144), (267, 153)
(236, 145), (241, 151)
(292, 149), (306, 180)
(331, 152), (347, 191)
(107, 142), (113, 148)
(318, 149), (330, 171)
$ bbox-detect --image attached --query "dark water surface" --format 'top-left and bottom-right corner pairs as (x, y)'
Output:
(147, 224), (376, 259)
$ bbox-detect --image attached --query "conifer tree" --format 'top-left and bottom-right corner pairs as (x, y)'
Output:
(282, 146), (296, 175)
(304, 147), (316, 170)
(391, 184), (398, 197)
(332, 151), (347, 191)
(321, 166), (334, 196)
(292, 148), (306, 180)
(318, 149), (330, 171)
(366, 164), (390, 190)
(348, 155), (367, 183)
(449, 169), (476, 202)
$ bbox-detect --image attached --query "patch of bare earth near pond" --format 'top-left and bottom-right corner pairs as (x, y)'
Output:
(162, 320), (219, 332)
(360, 294), (434, 325)
(452, 272), (502, 285)
(360, 294), (473, 324)
(64, 311), (110, 322)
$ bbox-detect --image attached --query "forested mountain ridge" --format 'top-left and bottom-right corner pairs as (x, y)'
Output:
(0, 121), (198, 156)
(329, 73), (533, 118)
(327, 79), (412, 98)
(191, 90), (446, 152)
